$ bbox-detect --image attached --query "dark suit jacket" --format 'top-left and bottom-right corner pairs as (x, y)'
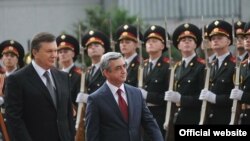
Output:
(85, 83), (164, 141)
(208, 54), (235, 124)
(125, 55), (140, 87)
(5, 64), (74, 141)
(174, 56), (205, 124)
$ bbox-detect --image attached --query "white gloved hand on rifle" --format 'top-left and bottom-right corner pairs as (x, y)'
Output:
(164, 90), (181, 103)
(199, 89), (216, 104)
(139, 88), (148, 100)
(230, 88), (243, 100)
(75, 92), (89, 103)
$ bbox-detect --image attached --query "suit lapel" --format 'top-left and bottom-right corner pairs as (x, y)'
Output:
(88, 69), (101, 85)
(102, 83), (127, 123)
(26, 64), (56, 109)
(124, 85), (133, 123)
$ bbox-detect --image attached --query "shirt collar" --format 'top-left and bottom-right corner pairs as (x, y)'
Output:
(32, 60), (51, 77)
(62, 63), (74, 73)
(125, 53), (137, 66)
(216, 52), (230, 63)
(149, 56), (160, 68)
(106, 80), (125, 95)
(182, 53), (196, 67)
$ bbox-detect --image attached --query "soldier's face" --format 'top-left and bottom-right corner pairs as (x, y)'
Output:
(87, 43), (105, 58)
(210, 35), (231, 50)
(178, 37), (196, 54)
(33, 41), (57, 70)
(145, 38), (164, 53)
(58, 49), (74, 64)
(103, 58), (127, 87)
(2, 53), (18, 69)
(236, 35), (245, 49)
(244, 35), (250, 52)
(119, 39), (137, 57)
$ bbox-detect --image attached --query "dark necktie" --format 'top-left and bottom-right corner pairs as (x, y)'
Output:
(182, 60), (186, 69)
(90, 66), (96, 77)
(44, 71), (57, 108)
(117, 89), (128, 122)
(214, 59), (219, 73)
(147, 62), (153, 75)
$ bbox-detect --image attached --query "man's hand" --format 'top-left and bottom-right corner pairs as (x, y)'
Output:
(199, 89), (216, 104)
(230, 88), (243, 100)
(164, 90), (181, 103)
(75, 92), (89, 103)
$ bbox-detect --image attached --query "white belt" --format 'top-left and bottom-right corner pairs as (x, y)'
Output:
(147, 103), (159, 107)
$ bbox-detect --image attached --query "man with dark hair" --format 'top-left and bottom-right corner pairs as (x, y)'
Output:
(5, 32), (74, 141)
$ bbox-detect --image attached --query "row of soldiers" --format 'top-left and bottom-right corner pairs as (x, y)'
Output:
(0, 19), (250, 140)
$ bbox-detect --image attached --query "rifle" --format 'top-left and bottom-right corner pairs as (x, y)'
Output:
(0, 74), (10, 141)
(136, 17), (144, 88)
(199, 17), (211, 125)
(163, 16), (176, 141)
(109, 17), (116, 52)
(229, 16), (241, 125)
(0, 112), (10, 141)
(75, 24), (87, 141)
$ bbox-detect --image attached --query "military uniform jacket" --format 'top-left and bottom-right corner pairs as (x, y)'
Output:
(125, 55), (140, 87)
(239, 60), (250, 124)
(143, 56), (170, 106)
(239, 60), (250, 104)
(208, 54), (235, 124)
(174, 56), (205, 124)
(68, 65), (81, 106)
(85, 67), (106, 94)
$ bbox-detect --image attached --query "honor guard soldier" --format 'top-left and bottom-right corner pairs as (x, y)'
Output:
(0, 40), (25, 76)
(234, 21), (248, 62)
(199, 20), (235, 124)
(230, 22), (250, 124)
(56, 34), (81, 107)
(202, 25), (216, 63)
(0, 39), (25, 106)
(165, 23), (205, 124)
(76, 30), (111, 104)
(115, 24), (142, 87)
(139, 25), (170, 140)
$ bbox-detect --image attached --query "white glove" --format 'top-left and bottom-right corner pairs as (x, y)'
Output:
(199, 89), (216, 104)
(139, 88), (148, 99)
(164, 90), (181, 103)
(230, 88), (243, 100)
(75, 92), (89, 103)
(0, 97), (4, 106)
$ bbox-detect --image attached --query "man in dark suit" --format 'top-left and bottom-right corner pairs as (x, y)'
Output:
(199, 20), (235, 124)
(5, 32), (74, 141)
(115, 24), (142, 87)
(85, 52), (163, 141)
(165, 23), (205, 124)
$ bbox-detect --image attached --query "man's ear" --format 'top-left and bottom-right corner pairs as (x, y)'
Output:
(102, 69), (108, 78)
